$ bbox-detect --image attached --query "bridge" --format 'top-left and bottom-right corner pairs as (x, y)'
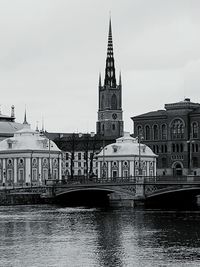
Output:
(43, 176), (200, 207)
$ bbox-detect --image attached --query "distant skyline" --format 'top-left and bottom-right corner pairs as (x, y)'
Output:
(1, 0), (200, 133)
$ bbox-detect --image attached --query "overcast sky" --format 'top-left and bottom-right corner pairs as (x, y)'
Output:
(1, 0), (200, 133)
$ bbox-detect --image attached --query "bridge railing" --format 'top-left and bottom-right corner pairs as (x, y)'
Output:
(55, 176), (137, 186)
(46, 175), (200, 187)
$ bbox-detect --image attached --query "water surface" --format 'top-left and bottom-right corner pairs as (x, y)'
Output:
(0, 205), (200, 266)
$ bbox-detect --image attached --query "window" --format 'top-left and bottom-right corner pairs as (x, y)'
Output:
(171, 119), (184, 139)
(153, 125), (159, 140)
(145, 125), (150, 140)
(7, 169), (13, 182)
(165, 145), (168, 153)
(161, 124), (167, 140)
(8, 143), (12, 149)
(18, 169), (24, 183)
(180, 143), (183, 153)
(78, 153), (81, 160)
(66, 153), (69, 160)
(112, 124), (116, 131)
(43, 169), (48, 181)
(53, 170), (58, 179)
(123, 170), (128, 178)
(32, 169), (37, 181)
(78, 162), (81, 167)
(112, 170), (118, 178)
(192, 122), (198, 139)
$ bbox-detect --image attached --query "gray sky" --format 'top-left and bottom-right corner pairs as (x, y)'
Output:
(1, 0), (200, 133)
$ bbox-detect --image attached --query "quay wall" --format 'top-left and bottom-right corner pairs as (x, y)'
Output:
(0, 187), (51, 206)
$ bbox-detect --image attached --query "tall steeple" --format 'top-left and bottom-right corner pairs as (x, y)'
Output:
(104, 18), (116, 88)
(96, 18), (124, 138)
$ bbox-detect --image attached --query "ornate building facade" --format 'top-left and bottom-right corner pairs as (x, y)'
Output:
(97, 132), (157, 179)
(0, 117), (62, 186)
(131, 98), (200, 176)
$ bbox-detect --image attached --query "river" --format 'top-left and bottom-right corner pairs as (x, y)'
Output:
(0, 205), (200, 267)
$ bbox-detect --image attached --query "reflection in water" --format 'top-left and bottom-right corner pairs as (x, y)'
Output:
(0, 206), (200, 266)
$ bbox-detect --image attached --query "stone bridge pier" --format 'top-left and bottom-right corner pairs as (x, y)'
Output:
(108, 176), (145, 207)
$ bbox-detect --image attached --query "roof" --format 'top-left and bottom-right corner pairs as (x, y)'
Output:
(97, 132), (157, 158)
(0, 121), (24, 135)
(132, 110), (167, 120)
(0, 124), (60, 152)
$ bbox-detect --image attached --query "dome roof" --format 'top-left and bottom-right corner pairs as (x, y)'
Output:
(98, 132), (156, 158)
(0, 123), (60, 152)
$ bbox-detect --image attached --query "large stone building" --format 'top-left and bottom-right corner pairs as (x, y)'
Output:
(0, 116), (61, 187)
(47, 19), (124, 179)
(131, 98), (200, 176)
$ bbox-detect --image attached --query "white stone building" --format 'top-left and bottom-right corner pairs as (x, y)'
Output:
(0, 119), (62, 187)
(97, 132), (157, 179)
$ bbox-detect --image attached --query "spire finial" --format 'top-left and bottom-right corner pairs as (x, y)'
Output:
(23, 108), (28, 125)
(119, 71), (122, 86)
(99, 72), (102, 87)
(11, 105), (15, 118)
(36, 121), (39, 132)
(42, 116), (44, 132)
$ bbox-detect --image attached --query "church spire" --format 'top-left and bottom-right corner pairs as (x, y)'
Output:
(104, 17), (116, 88)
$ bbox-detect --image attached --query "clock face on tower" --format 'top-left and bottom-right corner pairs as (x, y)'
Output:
(112, 113), (117, 120)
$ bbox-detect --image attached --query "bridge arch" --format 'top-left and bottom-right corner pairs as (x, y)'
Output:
(54, 185), (136, 206)
(146, 186), (200, 207)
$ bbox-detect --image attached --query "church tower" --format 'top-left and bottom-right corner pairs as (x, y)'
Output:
(96, 19), (124, 138)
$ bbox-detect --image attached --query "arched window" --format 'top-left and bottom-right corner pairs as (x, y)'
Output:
(196, 144), (199, 152)
(176, 144), (179, 153)
(180, 143), (183, 153)
(172, 143), (175, 152)
(171, 119), (184, 139)
(145, 125), (150, 140)
(111, 94), (117, 110)
(153, 125), (159, 140)
(192, 122), (198, 138)
(161, 124), (167, 140)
